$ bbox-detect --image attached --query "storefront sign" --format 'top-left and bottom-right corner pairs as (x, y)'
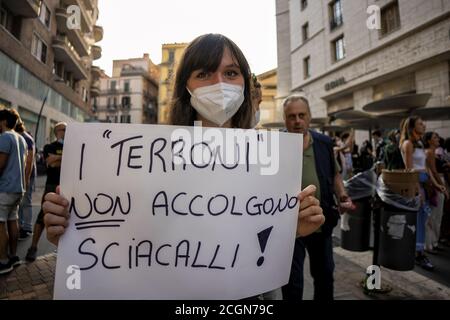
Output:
(325, 77), (346, 91)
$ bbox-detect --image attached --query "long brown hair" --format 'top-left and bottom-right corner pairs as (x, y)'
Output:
(400, 116), (423, 148)
(423, 131), (437, 149)
(169, 34), (253, 129)
(14, 120), (26, 133)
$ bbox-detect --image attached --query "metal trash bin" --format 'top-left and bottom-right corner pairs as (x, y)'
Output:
(378, 203), (417, 271)
(376, 170), (420, 271)
(340, 198), (371, 252)
(340, 170), (377, 252)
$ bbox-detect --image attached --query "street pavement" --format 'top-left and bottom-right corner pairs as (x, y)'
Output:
(1, 175), (449, 300)
(413, 245), (450, 288)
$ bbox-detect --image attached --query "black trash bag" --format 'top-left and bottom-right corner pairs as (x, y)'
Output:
(344, 170), (377, 201)
(376, 176), (420, 212)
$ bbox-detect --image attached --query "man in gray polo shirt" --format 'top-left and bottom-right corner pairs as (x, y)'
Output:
(0, 108), (27, 274)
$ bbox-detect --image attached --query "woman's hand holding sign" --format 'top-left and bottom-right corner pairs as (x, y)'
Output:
(43, 186), (69, 246)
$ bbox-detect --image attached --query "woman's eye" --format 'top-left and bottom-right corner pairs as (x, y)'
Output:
(196, 71), (208, 79)
(225, 70), (239, 77)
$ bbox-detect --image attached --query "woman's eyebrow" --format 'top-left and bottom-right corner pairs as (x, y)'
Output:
(191, 68), (209, 74)
(225, 63), (240, 68)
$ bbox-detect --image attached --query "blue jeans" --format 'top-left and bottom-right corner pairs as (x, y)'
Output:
(416, 204), (431, 252)
(417, 172), (431, 252)
(282, 232), (335, 300)
(18, 175), (34, 232)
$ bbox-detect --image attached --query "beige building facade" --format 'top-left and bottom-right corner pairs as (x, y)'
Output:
(157, 43), (188, 124)
(276, 0), (450, 138)
(256, 68), (279, 128)
(0, 0), (103, 148)
(94, 54), (159, 124)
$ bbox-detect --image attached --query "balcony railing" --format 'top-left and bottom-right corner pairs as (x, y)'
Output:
(91, 65), (102, 80)
(93, 25), (103, 42)
(90, 80), (100, 97)
(92, 45), (102, 60)
(93, 105), (120, 112)
(102, 105), (120, 112)
(52, 35), (88, 80)
(55, 8), (90, 57)
(106, 88), (119, 94)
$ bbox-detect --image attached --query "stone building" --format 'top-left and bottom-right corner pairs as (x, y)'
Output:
(157, 42), (187, 124)
(276, 0), (450, 138)
(0, 0), (103, 148)
(94, 54), (159, 124)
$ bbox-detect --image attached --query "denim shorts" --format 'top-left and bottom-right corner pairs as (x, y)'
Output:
(418, 171), (429, 184)
(0, 193), (24, 222)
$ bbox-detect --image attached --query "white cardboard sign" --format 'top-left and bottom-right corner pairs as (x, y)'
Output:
(54, 123), (303, 299)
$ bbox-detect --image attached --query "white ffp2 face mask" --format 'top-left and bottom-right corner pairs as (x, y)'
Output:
(188, 82), (245, 126)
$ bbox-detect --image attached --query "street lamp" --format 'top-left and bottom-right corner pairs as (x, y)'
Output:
(34, 77), (65, 145)
(34, 86), (50, 142)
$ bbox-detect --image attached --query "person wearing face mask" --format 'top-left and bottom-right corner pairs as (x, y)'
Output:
(40, 34), (325, 298)
(25, 122), (66, 262)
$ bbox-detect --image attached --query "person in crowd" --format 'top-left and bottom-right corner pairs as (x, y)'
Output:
(335, 130), (354, 180)
(0, 108), (27, 274)
(431, 135), (449, 182)
(333, 135), (345, 176)
(372, 130), (386, 163)
(351, 143), (361, 174)
(40, 34), (325, 298)
(359, 140), (374, 172)
(442, 138), (450, 163)
(384, 129), (404, 170)
(14, 119), (36, 240)
(434, 137), (445, 161)
(439, 138), (450, 246)
(25, 122), (66, 262)
(282, 94), (352, 300)
(423, 132), (448, 254)
(400, 116), (434, 270)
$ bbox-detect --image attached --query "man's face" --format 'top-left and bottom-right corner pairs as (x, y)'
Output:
(55, 125), (66, 140)
(284, 99), (311, 134)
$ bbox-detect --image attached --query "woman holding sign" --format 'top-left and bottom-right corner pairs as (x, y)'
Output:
(42, 33), (325, 292)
